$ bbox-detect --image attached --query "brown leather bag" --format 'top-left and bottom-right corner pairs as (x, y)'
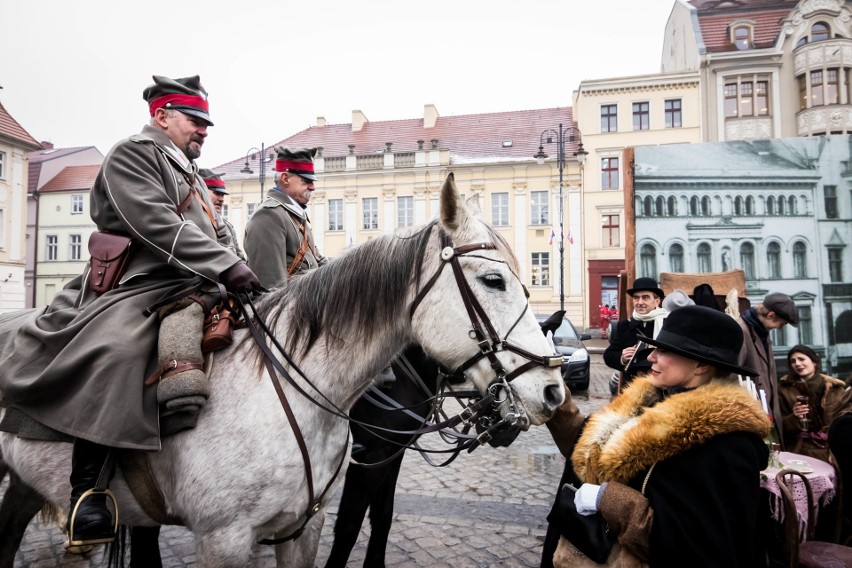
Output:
(201, 301), (235, 353)
(88, 231), (134, 295)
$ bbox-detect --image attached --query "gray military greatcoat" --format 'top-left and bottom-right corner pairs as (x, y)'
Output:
(0, 125), (241, 450)
(243, 189), (326, 289)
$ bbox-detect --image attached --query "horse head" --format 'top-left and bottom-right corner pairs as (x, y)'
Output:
(409, 173), (565, 428)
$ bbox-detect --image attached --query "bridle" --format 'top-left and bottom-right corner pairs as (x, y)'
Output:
(409, 227), (563, 433)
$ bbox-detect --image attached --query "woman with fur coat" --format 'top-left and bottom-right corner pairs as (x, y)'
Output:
(779, 344), (852, 462)
(543, 305), (771, 567)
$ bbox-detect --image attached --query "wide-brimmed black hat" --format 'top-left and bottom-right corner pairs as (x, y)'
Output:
(275, 147), (317, 181)
(143, 75), (213, 126)
(626, 277), (665, 299)
(638, 305), (758, 377)
(199, 168), (228, 194)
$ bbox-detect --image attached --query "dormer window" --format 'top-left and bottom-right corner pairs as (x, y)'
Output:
(812, 22), (830, 42)
(732, 24), (753, 50)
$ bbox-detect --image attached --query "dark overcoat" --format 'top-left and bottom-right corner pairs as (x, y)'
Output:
(243, 189), (326, 289)
(603, 319), (655, 385)
(0, 125), (241, 450)
(737, 316), (785, 446)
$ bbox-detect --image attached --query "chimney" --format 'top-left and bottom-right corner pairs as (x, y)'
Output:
(40, 141), (54, 150)
(424, 104), (439, 129)
(317, 116), (327, 127)
(352, 110), (368, 132)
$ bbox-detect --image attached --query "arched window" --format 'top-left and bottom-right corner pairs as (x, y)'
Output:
(788, 196), (797, 215)
(741, 242), (755, 279)
(812, 22), (830, 42)
(734, 196), (744, 215)
(777, 195), (786, 215)
(793, 241), (807, 278)
(733, 25), (752, 50)
(767, 242), (781, 279)
(767, 196), (776, 215)
(746, 196), (755, 215)
(837, 310), (852, 343)
(697, 243), (712, 272)
(690, 196), (699, 216)
(643, 195), (653, 216)
(640, 244), (657, 278)
(669, 243), (684, 273)
(701, 196), (711, 216)
(667, 196), (677, 216)
(655, 196), (664, 217)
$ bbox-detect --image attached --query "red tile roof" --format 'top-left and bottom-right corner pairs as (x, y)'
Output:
(214, 107), (578, 174)
(0, 100), (41, 150)
(690, 1), (796, 53)
(40, 165), (101, 192)
(27, 146), (101, 192)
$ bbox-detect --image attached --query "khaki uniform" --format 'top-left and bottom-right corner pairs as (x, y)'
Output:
(0, 125), (241, 450)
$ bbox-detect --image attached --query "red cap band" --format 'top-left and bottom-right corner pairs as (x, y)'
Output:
(149, 94), (209, 116)
(203, 178), (226, 189)
(276, 159), (315, 173)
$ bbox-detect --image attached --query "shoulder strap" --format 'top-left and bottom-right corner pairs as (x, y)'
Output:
(286, 222), (310, 277)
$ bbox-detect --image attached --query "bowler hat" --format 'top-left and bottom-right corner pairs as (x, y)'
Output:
(661, 289), (695, 312)
(199, 168), (228, 195)
(639, 305), (759, 377)
(143, 75), (213, 126)
(763, 292), (799, 327)
(275, 147), (317, 181)
(627, 277), (665, 299)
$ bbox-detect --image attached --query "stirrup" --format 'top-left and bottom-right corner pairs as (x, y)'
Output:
(66, 488), (119, 547)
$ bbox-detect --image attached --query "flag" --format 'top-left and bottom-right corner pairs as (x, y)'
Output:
(567, 229), (574, 245)
(549, 228), (556, 245)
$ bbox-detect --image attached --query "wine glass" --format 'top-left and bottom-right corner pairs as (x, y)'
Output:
(795, 394), (810, 431)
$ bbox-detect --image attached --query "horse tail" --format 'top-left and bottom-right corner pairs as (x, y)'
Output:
(105, 525), (128, 568)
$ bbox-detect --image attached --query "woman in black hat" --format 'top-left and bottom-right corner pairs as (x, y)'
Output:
(547, 305), (771, 567)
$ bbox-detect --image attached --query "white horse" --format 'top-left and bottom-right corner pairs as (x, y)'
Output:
(0, 173), (565, 566)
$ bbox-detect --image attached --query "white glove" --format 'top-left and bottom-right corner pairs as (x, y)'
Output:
(574, 483), (604, 516)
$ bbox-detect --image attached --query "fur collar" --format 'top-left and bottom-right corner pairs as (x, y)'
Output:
(779, 373), (848, 390)
(572, 376), (770, 484)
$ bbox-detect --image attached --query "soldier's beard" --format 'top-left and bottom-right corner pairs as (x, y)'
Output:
(186, 141), (202, 161)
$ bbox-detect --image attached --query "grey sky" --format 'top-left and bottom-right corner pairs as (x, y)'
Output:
(2, 0), (675, 168)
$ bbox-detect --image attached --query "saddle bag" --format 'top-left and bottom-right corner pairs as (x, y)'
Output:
(202, 300), (236, 353)
(88, 231), (134, 295)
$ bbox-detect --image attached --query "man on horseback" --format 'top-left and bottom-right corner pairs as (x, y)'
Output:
(200, 168), (246, 261)
(244, 147), (327, 289)
(0, 74), (261, 547)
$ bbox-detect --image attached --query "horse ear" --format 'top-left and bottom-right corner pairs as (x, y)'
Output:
(440, 172), (469, 231)
(465, 193), (483, 218)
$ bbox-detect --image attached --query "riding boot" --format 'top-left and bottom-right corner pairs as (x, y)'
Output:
(65, 438), (117, 546)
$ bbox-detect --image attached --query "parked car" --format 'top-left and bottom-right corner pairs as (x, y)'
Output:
(536, 314), (592, 391)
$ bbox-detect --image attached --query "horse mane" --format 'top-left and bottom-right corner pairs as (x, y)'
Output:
(255, 220), (438, 356)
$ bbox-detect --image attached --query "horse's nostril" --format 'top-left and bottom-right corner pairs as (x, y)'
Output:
(544, 383), (564, 409)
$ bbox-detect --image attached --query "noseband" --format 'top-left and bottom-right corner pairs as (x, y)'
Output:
(409, 228), (562, 429)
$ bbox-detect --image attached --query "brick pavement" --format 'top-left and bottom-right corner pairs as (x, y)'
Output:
(6, 354), (614, 567)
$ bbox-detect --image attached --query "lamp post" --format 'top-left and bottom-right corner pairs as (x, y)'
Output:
(240, 143), (273, 203)
(534, 123), (588, 312)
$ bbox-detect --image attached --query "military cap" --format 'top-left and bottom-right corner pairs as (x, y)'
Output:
(199, 168), (228, 195)
(143, 75), (213, 126)
(274, 147), (318, 181)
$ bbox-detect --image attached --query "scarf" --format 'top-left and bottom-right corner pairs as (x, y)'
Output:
(631, 307), (669, 339)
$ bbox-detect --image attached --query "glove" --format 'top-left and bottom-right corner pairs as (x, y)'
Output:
(574, 482), (605, 516)
(220, 261), (261, 294)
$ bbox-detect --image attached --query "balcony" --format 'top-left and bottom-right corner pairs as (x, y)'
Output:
(793, 38), (852, 76)
(797, 104), (852, 136)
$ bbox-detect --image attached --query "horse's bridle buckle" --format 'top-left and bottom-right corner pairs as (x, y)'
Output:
(544, 355), (563, 368)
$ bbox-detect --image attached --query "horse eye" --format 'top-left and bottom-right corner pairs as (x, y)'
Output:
(479, 273), (506, 291)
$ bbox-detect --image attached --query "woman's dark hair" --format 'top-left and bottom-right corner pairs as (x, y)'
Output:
(787, 344), (821, 377)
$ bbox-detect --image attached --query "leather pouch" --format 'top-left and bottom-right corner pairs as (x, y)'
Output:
(88, 231), (134, 295)
(201, 302), (235, 353)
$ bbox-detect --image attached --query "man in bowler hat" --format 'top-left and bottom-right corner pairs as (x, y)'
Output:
(603, 277), (669, 392)
(0, 75), (260, 546)
(200, 168), (245, 261)
(244, 146), (327, 289)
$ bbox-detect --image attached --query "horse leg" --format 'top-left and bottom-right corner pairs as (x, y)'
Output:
(275, 512), (324, 568)
(129, 525), (162, 568)
(196, 525), (255, 568)
(0, 470), (45, 568)
(325, 465), (374, 568)
(363, 456), (404, 568)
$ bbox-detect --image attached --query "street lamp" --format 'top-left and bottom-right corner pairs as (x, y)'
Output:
(240, 143), (273, 202)
(534, 123), (588, 312)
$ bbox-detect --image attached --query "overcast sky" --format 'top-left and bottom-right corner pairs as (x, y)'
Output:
(2, 0), (676, 168)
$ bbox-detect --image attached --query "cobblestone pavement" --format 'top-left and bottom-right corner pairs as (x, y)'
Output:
(7, 346), (613, 567)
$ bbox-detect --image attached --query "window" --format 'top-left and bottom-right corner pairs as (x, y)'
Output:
(531, 252), (550, 286)
(362, 197), (378, 230)
(601, 157), (619, 190)
(600, 104), (617, 133)
(697, 243), (712, 272)
(46, 235), (58, 261)
(811, 70), (825, 106)
(827, 68), (839, 105)
(328, 199), (343, 231)
(733, 25), (752, 50)
(798, 75), (808, 110)
(602, 214), (619, 247)
(397, 196), (413, 228)
(530, 191), (548, 225)
(798, 306), (813, 345)
(724, 78), (770, 117)
(767, 196), (776, 215)
(825, 185), (838, 218)
(642, 196), (653, 217)
(669, 244), (684, 273)
(221, 204), (229, 219)
(746, 196), (755, 215)
(247, 203), (257, 218)
(655, 197), (664, 216)
(788, 196), (797, 215)
(690, 196), (699, 216)
(767, 242), (781, 279)
(71, 195), (84, 215)
(770, 326), (786, 347)
(829, 248), (843, 282)
(735, 196), (744, 215)
(0, 151), (5, 179)
(812, 22), (830, 42)
(741, 242), (755, 279)
(777, 195), (786, 215)
(793, 241), (808, 278)
(69, 234), (82, 261)
(701, 196), (711, 216)
(632, 102), (650, 131)
(0, 210), (4, 248)
(665, 99), (682, 128)
(491, 192), (509, 226)
(667, 196), (677, 216)
(640, 244), (657, 278)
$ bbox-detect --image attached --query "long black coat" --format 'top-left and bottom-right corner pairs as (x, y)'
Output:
(603, 319), (655, 386)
